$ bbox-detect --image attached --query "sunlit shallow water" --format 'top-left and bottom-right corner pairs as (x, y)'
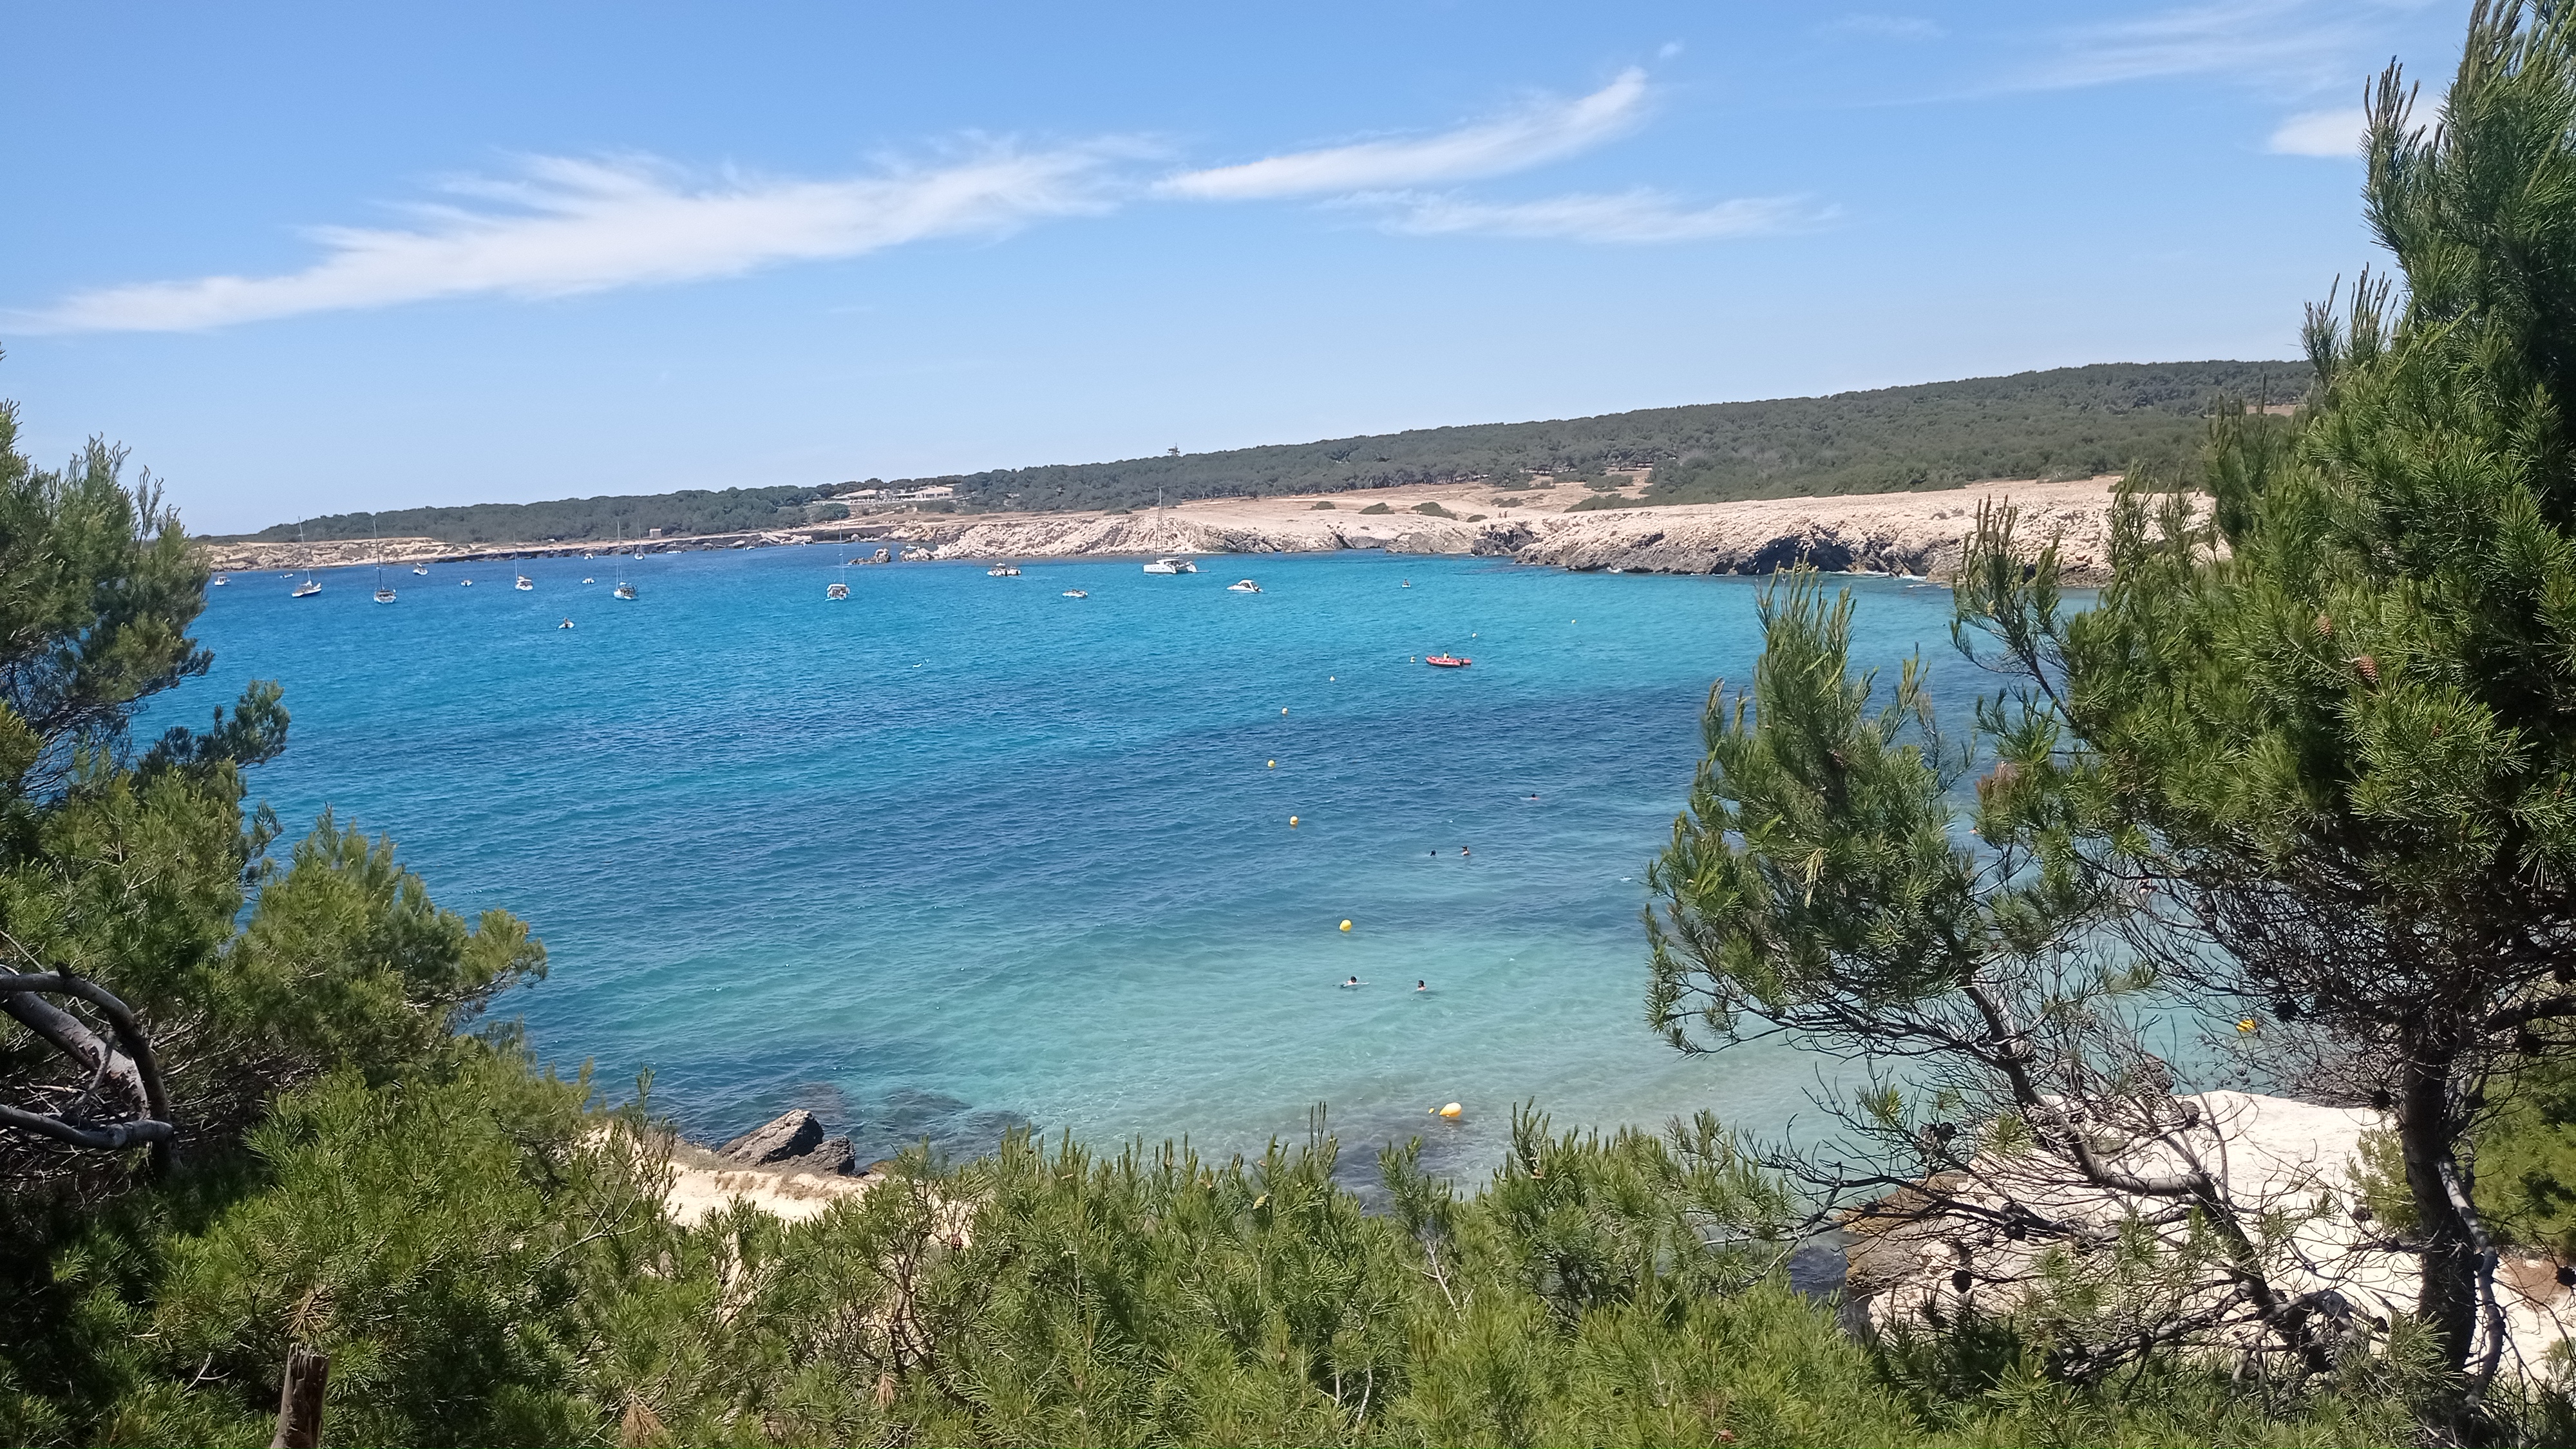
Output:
(167, 548), (1973, 1175)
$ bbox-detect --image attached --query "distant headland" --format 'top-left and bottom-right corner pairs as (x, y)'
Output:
(210, 359), (2287, 570)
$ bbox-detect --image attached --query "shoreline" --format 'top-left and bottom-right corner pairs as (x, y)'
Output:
(203, 475), (2133, 585)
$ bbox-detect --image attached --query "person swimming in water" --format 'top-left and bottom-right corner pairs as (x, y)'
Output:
(1416, 980), (1427, 992)
(1461, 846), (1471, 857)
(1341, 976), (1365, 989)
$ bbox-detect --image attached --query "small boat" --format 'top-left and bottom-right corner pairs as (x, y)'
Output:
(582, 577), (594, 584)
(460, 578), (474, 587)
(1062, 589), (1088, 598)
(612, 524), (639, 600)
(827, 581), (850, 600)
(514, 574), (535, 591)
(613, 581), (637, 601)
(1227, 579), (1260, 593)
(212, 573), (228, 586)
(292, 578), (321, 598)
(412, 564), (428, 575)
(1142, 556), (1197, 575)
(1425, 654), (1471, 668)
(370, 517), (395, 603)
(559, 618), (575, 629)
(987, 564), (1021, 577)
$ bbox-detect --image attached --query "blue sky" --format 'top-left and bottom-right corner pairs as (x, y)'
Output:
(4, 1), (2466, 533)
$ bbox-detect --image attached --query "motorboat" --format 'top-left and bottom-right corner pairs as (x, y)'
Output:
(987, 564), (1021, 577)
(460, 578), (474, 587)
(559, 618), (575, 629)
(582, 577), (594, 584)
(212, 573), (228, 586)
(1227, 579), (1260, 593)
(1062, 589), (1088, 598)
(1425, 654), (1471, 668)
(412, 564), (428, 575)
(1142, 557), (1197, 574)
(514, 574), (535, 591)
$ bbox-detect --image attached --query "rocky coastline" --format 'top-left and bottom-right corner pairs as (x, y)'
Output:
(204, 476), (2134, 584)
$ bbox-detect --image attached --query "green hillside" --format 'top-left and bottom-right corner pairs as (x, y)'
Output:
(238, 359), (2300, 543)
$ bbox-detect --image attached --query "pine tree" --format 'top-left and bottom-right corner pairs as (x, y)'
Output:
(1648, 3), (2576, 1434)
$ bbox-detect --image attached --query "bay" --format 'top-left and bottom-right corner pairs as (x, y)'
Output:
(167, 547), (1972, 1173)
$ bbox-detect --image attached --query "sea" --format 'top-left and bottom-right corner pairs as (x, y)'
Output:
(164, 547), (1976, 1178)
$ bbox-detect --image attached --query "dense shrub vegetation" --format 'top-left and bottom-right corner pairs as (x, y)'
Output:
(237, 361), (2299, 545)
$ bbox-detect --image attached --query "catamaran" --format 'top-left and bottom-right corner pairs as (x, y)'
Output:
(1142, 557), (1197, 574)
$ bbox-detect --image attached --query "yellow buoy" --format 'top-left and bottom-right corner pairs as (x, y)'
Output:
(1339, 918), (1351, 932)
(1437, 1102), (1463, 1120)
(1291, 815), (1301, 828)
(1267, 759), (1276, 768)
(2237, 1018), (2258, 1034)
(1282, 707), (1289, 715)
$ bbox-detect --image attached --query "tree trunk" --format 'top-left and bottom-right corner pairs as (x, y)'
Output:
(270, 1344), (327, 1449)
(2396, 1063), (2484, 1391)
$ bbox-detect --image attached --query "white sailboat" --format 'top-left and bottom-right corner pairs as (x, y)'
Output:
(514, 574), (535, 591)
(828, 551), (850, 600)
(290, 524), (320, 598)
(612, 524), (639, 600)
(371, 514), (396, 603)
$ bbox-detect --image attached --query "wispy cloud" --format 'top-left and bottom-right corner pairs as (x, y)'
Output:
(2269, 106), (2366, 156)
(1157, 69), (1649, 200)
(1828, 15), (1946, 42)
(21, 147), (1119, 333)
(2032, 0), (2369, 92)
(1362, 189), (1819, 244)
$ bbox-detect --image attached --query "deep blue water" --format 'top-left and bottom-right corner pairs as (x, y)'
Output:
(166, 547), (1971, 1173)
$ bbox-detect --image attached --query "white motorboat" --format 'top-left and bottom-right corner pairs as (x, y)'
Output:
(987, 564), (1021, 577)
(212, 573), (228, 586)
(412, 563), (428, 575)
(514, 574), (535, 591)
(1142, 557), (1198, 574)
(1062, 589), (1088, 598)
(1227, 578), (1260, 593)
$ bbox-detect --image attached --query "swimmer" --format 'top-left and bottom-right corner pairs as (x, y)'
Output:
(1341, 976), (1365, 989)
(1461, 846), (1471, 857)
(1416, 980), (1427, 992)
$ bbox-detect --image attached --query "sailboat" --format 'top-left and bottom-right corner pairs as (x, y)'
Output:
(612, 524), (639, 601)
(828, 551), (850, 600)
(371, 515), (396, 603)
(513, 574), (535, 591)
(290, 524), (320, 598)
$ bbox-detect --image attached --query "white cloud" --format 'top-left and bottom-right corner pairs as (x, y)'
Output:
(2269, 106), (2367, 156)
(2034, 0), (2366, 91)
(1157, 69), (1649, 201)
(21, 147), (1118, 333)
(1365, 188), (1819, 244)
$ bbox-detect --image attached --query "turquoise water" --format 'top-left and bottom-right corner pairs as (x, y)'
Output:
(168, 549), (1968, 1172)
